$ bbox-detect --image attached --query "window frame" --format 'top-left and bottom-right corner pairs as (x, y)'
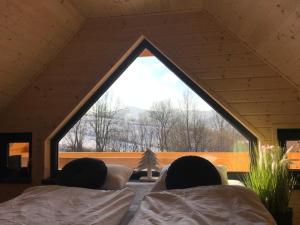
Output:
(50, 39), (257, 176)
(0, 132), (32, 183)
(278, 128), (300, 185)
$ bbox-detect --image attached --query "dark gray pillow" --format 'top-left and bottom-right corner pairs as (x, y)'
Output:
(57, 158), (107, 189)
(165, 156), (221, 190)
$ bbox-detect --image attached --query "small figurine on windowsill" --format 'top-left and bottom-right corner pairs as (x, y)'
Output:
(137, 148), (160, 182)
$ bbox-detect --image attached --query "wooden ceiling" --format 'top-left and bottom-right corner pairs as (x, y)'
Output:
(1, 0), (300, 114)
(204, 0), (300, 89)
(0, 0), (203, 112)
(69, 0), (203, 18)
(0, 1), (84, 111)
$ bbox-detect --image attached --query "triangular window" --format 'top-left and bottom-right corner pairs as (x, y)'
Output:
(51, 40), (257, 175)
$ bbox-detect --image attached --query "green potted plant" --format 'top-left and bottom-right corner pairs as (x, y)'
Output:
(243, 145), (296, 225)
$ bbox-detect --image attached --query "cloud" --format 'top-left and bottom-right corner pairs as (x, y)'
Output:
(106, 56), (212, 111)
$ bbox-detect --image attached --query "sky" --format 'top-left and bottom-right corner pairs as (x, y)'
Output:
(103, 56), (212, 111)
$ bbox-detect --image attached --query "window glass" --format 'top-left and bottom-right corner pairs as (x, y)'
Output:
(9, 142), (29, 169)
(0, 133), (32, 182)
(286, 140), (300, 170)
(58, 50), (250, 172)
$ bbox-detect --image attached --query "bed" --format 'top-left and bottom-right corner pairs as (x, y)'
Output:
(0, 180), (276, 225)
(128, 184), (276, 225)
(126, 157), (276, 225)
(0, 156), (276, 225)
(0, 185), (134, 225)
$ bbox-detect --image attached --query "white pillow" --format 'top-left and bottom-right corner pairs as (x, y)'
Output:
(151, 164), (228, 192)
(151, 168), (168, 192)
(215, 165), (228, 185)
(228, 179), (244, 186)
(101, 164), (133, 190)
(151, 165), (169, 192)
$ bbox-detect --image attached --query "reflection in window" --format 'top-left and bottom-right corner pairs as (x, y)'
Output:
(9, 143), (29, 169)
(58, 50), (250, 172)
(286, 140), (300, 170)
(0, 133), (31, 182)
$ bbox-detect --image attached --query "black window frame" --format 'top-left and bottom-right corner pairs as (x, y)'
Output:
(0, 132), (32, 183)
(50, 39), (257, 176)
(278, 128), (300, 185)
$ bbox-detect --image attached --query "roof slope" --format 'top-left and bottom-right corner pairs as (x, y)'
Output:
(0, 1), (84, 111)
(204, 0), (300, 89)
(1, 1), (300, 143)
(1, 11), (299, 181)
(2, 1), (300, 113)
(69, 0), (203, 18)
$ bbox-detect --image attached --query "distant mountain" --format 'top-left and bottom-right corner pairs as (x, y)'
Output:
(120, 105), (214, 121)
(121, 106), (147, 120)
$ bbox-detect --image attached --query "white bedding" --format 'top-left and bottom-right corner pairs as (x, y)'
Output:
(128, 185), (276, 225)
(0, 185), (134, 225)
(121, 182), (154, 225)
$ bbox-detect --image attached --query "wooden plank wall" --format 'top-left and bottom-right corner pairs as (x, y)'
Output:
(69, 0), (203, 18)
(0, 1), (84, 112)
(203, 1), (300, 146)
(0, 11), (298, 181)
(204, 0), (300, 106)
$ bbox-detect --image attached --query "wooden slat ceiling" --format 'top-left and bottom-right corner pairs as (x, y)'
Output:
(0, 0), (84, 111)
(69, 0), (300, 89)
(1, 0), (300, 114)
(204, 0), (300, 89)
(0, 0), (203, 112)
(68, 0), (204, 18)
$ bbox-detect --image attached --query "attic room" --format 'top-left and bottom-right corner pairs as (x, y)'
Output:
(0, 1), (300, 225)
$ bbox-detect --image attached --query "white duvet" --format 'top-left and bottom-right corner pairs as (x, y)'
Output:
(129, 185), (276, 225)
(0, 185), (134, 225)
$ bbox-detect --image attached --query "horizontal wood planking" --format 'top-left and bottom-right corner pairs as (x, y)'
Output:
(193, 65), (279, 79)
(0, 11), (299, 183)
(58, 151), (300, 171)
(201, 77), (292, 91)
(204, 0), (300, 89)
(175, 53), (264, 70)
(58, 151), (250, 172)
(0, 1), (299, 220)
(244, 115), (300, 127)
(231, 102), (300, 115)
(255, 127), (273, 140)
(0, 0), (84, 111)
(69, 0), (204, 18)
(216, 90), (300, 103)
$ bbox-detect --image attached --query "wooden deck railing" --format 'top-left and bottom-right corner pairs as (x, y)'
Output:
(58, 152), (251, 172)
(58, 151), (300, 171)
(10, 145), (300, 172)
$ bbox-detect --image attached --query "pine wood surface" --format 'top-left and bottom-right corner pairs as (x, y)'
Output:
(0, 11), (299, 182)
